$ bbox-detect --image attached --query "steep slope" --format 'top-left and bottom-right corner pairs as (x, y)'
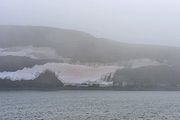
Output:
(1, 25), (180, 90)
(112, 65), (180, 88)
(0, 63), (118, 84)
(0, 25), (180, 64)
(0, 56), (58, 72)
(0, 70), (64, 89)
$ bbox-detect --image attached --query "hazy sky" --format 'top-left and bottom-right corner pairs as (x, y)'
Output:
(0, 0), (180, 46)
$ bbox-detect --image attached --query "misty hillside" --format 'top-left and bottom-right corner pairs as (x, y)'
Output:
(0, 56), (57, 72)
(112, 65), (180, 89)
(1, 25), (180, 64)
(1, 25), (180, 90)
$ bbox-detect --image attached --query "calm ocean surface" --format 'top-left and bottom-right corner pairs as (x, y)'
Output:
(1, 91), (180, 120)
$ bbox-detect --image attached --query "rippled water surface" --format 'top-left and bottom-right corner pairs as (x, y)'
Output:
(1, 91), (180, 120)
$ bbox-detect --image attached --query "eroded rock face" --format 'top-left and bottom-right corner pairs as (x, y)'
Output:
(0, 70), (64, 89)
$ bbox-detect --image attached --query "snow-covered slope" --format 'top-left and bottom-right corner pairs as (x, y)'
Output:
(0, 46), (60, 60)
(0, 63), (119, 84)
(124, 58), (167, 69)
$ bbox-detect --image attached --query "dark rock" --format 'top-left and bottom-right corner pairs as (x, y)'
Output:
(0, 70), (64, 89)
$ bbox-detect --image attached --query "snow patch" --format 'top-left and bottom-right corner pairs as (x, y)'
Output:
(125, 58), (166, 69)
(0, 46), (60, 59)
(0, 63), (119, 84)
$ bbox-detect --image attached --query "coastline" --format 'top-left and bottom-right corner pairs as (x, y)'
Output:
(1, 87), (180, 91)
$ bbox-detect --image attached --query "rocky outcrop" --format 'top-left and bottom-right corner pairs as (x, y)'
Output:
(0, 70), (64, 89)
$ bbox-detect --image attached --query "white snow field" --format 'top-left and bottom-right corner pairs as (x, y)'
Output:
(0, 63), (119, 84)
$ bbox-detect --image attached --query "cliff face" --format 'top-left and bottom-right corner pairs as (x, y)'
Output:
(0, 70), (64, 89)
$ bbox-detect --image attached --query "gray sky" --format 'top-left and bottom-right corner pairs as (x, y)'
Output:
(0, 0), (180, 46)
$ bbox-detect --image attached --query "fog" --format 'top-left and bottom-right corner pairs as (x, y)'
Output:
(0, 0), (180, 46)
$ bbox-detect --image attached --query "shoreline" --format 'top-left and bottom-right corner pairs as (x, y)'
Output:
(1, 87), (180, 91)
